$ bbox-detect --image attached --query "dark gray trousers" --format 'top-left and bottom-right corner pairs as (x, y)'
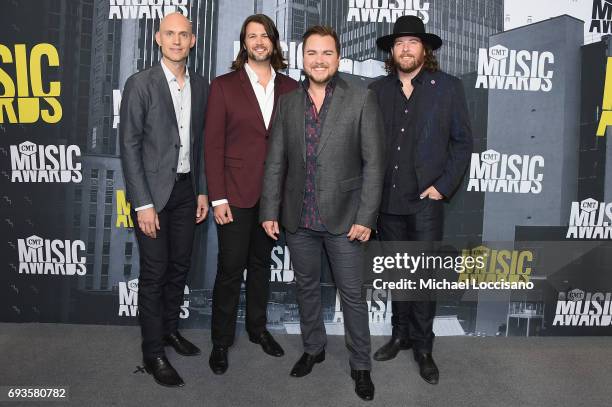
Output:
(286, 228), (371, 370)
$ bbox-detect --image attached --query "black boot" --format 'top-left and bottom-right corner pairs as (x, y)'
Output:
(143, 356), (184, 387)
(373, 336), (412, 361)
(414, 352), (439, 384)
(350, 369), (375, 401)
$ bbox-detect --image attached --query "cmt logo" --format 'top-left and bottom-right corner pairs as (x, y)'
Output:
(553, 289), (612, 327)
(566, 198), (612, 239)
(119, 278), (190, 317)
(17, 235), (86, 275)
(108, 0), (188, 19)
(589, 0), (612, 34)
(476, 44), (554, 92)
(467, 149), (544, 194)
(346, 0), (430, 24)
(0, 44), (62, 124)
(596, 57), (612, 137)
(10, 141), (82, 183)
(116, 190), (134, 228)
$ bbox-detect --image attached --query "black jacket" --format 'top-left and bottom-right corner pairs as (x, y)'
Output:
(368, 69), (472, 199)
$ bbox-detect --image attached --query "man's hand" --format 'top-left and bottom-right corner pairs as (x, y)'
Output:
(262, 221), (280, 240)
(137, 207), (160, 238)
(420, 186), (444, 200)
(214, 203), (234, 225)
(196, 194), (209, 223)
(347, 224), (371, 242)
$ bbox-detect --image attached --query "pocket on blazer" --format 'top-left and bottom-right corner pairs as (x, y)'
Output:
(224, 156), (243, 168)
(340, 176), (363, 192)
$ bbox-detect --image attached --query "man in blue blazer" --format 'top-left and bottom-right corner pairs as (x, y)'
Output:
(368, 15), (473, 385)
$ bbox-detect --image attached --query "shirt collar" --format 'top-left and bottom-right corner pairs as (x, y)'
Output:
(160, 58), (189, 83)
(244, 62), (276, 86)
(394, 68), (425, 88)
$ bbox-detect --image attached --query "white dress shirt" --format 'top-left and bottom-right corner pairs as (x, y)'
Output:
(135, 59), (192, 211)
(211, 63), (276, 208)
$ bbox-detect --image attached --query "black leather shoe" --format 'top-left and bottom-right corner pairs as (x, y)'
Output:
(414, 352), (439, 384)
(164, 331), (201, 356)
(143, 356), (184, 387)
(249, 330), (284, 357)
(289, 351), (325, 377)
(373, 336), (412, 361)
(209, 346), (228, 375)
(351, 369), (375, 401)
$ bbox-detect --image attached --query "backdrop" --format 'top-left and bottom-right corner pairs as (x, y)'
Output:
(1, 0), (612, 338)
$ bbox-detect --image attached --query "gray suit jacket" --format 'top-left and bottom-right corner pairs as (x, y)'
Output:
(119, 64), (208, 212)
(260, 76), (385, 234)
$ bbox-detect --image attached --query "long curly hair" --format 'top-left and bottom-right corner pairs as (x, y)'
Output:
(231, 14), (287, 71)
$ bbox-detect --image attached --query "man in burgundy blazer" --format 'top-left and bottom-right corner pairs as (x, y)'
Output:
(204, 14), (298, 375)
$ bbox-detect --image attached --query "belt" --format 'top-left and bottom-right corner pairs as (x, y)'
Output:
(175, 172), (190, 182)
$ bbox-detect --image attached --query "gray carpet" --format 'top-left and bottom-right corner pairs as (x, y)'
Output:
(0, 323), (610, 407)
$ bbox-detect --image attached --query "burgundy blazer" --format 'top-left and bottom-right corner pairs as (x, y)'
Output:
(204, 68), (298, 208)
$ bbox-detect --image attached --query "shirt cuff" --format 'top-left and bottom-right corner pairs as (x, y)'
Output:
(135, 204), (154, 211)
(211, 199), (228, 207)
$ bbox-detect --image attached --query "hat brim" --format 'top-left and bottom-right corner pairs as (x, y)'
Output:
(376, 32), (442, 52)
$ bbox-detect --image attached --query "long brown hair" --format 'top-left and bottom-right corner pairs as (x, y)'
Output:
(231, 14), (287, 71)
(384, 45), (439, 74)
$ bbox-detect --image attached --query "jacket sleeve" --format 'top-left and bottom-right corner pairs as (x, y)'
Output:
(432, 78), (473, 197)
(259, 96), (287, 223)
(204, 79), (227, 201)
(355, 90), (385, 230)
(119, 76), (154, 209)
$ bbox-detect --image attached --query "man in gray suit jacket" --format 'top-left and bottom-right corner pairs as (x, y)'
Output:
(120, 12), (208, 388)
(260, 26), (384, 402)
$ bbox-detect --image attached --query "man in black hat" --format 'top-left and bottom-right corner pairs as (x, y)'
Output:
(368, 15), (472, 385)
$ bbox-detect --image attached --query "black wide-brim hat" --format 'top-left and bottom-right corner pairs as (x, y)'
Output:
(376, 15), (442, 52)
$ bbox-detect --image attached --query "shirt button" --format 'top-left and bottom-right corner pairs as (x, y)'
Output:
(405, 109), (408, 114)
(401, 128), (404, 132)
(393, 184), (396, 188)
(397, 146), (401, 151)
(394, 165), (398, 169)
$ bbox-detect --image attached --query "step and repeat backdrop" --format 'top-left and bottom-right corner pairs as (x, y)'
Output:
(2, 0), (612, 337)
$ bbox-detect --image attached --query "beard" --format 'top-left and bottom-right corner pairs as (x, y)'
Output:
(394, 51), (425, 74)
(305, 64), (336, 85)
(247, 47), (272, 62)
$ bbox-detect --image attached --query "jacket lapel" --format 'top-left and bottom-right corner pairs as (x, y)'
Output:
(153, 64), (179, 139)
(413, 72), (440, 139)
(270, 74), (283, 131)
(189, 70), (198, 151)
(292, 88), (306, 162)
(239, 68), (266, 132)
(316, 77), (346, 156)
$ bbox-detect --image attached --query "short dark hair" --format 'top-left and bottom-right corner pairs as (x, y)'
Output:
(302, 25), (340, 55)
(384, 45), (439, 74)
(231, 14), (287, 71)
